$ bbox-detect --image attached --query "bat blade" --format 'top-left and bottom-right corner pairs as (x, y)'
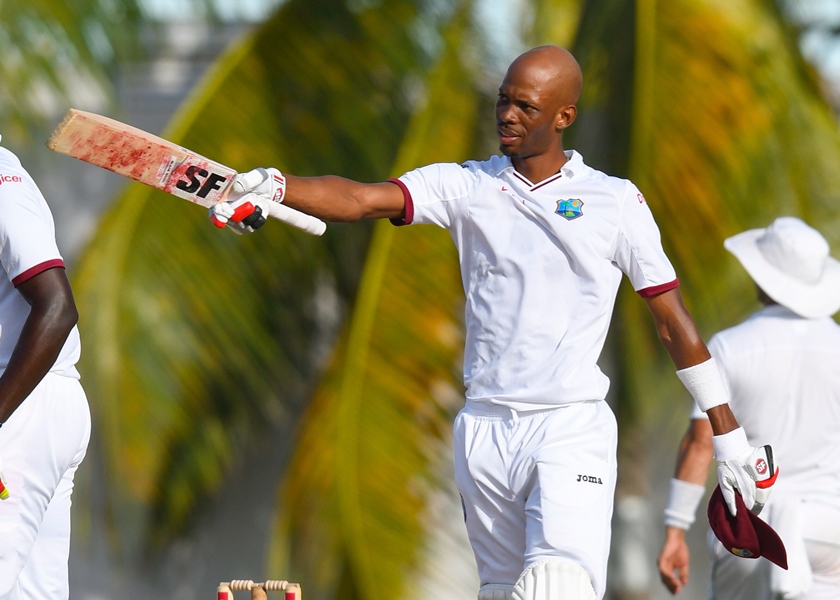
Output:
(47, 109), (236, 207)
(47, 109), (326, 236)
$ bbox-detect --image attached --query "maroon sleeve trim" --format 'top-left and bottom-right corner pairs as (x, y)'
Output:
(636, 278), (680, 298)
(12, 259), (65, 287)
(387, 178), (414, 226)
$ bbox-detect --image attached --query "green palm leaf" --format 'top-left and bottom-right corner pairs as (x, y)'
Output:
(71, 0), (453, 551)
(570, 0), (840, 481)
(273, 7), (487, 598)
(68, 0), (840, 596)
(0, 0), (144, 141)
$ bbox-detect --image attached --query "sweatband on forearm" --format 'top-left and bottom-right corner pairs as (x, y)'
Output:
(711, 426), (750, 462)
(663, 478), (706, 529)
(676, 357), (728, 412)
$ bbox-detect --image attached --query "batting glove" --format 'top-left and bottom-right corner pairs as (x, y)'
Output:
(714, 428), (778, 516)
(209, 195), (270, 234)
(0, 455), (9, 500)
(209, 167), (286, 235)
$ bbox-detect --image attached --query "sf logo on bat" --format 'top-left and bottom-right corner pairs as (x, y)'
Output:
(175, 165), (230, 201)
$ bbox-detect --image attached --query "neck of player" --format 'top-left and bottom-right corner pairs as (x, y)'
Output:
(512, 148), (569, 183)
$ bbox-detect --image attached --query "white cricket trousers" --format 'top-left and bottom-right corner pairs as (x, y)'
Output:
(0, 373), (91, 600)
(453, 399), (617, 599)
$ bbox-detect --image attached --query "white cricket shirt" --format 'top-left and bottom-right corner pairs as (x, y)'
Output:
(691, 305), (840, 501)
(392, 150), (677, 410)
(0, 147), (81, 378)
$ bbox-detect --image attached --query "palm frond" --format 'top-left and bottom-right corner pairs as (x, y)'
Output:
(0, 0), (145, 140)
(274, 5), (487, 598)
(571, 0), (840, 471)
(71, 0), (471, 554)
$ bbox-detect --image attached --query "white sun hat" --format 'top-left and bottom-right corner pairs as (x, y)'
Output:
(724, 216), (840, 318)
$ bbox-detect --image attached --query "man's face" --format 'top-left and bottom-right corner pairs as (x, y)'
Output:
(495, 69), (560, 160)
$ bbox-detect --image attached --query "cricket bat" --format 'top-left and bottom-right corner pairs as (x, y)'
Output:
(46, 109), (326, 236)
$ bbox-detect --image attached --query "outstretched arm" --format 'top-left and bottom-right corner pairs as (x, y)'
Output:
(209, 167), (408, 232)
(657, 418), (714, 595)
(283, 175), (406, 222)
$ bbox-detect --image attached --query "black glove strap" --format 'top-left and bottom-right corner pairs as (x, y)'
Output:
(242, 206), (267, 230)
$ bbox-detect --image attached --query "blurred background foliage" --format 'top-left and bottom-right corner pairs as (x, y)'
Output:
(1, 0), (144, 141)
(4, 0), (840, 598)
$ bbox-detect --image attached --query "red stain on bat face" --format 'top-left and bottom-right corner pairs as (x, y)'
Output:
(54, 111), (235, 206)
(66, 123), (172, 182)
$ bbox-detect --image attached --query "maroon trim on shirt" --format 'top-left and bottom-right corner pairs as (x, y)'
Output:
(387, 178), (414, 226)
(530, 173), (564, 191)
(12, 259), (65, 287)
(636, 278), (680, 298)
(511, 171), (564, 191)
(512, 171), (532, 187)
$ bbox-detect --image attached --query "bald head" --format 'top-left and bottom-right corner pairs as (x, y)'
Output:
(495, 46), (582, 180)
(505, 45), (583, 107)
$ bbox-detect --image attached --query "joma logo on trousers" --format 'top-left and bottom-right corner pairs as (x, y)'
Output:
(576, 474), (603, 484)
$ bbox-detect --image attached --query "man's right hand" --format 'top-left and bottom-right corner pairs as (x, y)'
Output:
(209, 167), (286, 234)
(209, 194), (270, 234)
(658, 527), (690, 595)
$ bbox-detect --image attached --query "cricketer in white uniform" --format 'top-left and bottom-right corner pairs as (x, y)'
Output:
(210, 45), (778, 600)
(658, 217), (840, 600)
(390, 151), (676, 599)
(0, 143), (91, 600)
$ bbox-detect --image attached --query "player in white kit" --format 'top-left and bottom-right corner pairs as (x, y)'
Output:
(657, 217), (840, 600)
(210, 46), (777, 600)
(0, 142), (91, 600)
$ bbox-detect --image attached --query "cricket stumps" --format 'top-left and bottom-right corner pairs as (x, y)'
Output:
(217, 579), (301, 600)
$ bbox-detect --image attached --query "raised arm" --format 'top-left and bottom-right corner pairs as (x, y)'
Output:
(283, 174), (406, 222)
(209, 167), (408, 232)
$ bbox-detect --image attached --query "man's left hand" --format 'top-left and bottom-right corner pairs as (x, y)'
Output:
(716, 441), (778, 516)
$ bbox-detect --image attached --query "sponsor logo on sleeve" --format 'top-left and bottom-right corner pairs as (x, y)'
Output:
(0, 174), (23, 186)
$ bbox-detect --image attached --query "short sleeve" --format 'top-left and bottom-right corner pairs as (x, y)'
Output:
(613, 181), (678, 296)
(0, 173), (63, 285)
(391, 163), (475, 229)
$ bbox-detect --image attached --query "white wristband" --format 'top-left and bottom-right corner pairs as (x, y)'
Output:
(676, 357), (728, 412)
(712, 426), (750, 462)
(664, 478), (706, 530)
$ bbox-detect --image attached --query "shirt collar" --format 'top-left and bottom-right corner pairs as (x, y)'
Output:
(755, 304), (805, 319)
(560, 149), (582, 178)
(498, 149), (583, 182)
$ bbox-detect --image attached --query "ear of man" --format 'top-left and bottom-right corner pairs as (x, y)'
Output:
(556, 104), (577, 131)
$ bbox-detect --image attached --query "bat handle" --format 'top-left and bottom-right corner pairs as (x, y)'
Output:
(267, 202), (327, 236)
